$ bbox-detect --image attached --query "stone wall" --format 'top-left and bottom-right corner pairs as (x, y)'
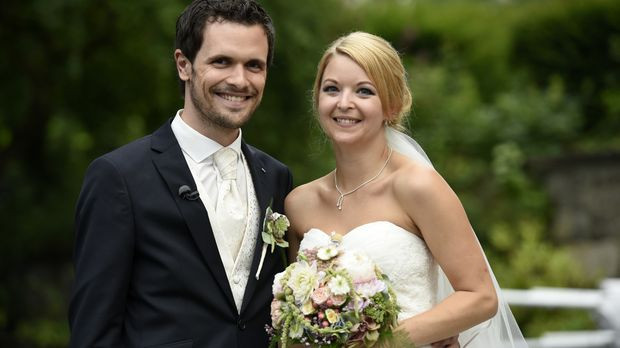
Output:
(530, 152), (620, 277)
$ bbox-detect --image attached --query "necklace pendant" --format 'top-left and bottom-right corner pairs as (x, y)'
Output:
(333, 147), (393, 212)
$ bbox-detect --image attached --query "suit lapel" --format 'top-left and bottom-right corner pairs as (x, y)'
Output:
(150, 120), (236, 312)
(239, 142), (272, 315)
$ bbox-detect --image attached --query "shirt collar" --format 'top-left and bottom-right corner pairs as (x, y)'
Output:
(171, 109), (243, 163)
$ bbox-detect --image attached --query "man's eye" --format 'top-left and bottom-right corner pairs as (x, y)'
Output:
(247, 61), (264, 72)
(212, 58), (229, 66)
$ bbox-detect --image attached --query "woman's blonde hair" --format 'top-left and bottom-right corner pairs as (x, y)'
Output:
(312, 32), (412, 130)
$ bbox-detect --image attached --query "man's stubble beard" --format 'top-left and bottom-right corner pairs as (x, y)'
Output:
(189, 77), (258, 131)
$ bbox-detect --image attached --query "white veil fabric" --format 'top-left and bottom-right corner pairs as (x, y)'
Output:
(385, 127), (528, 348)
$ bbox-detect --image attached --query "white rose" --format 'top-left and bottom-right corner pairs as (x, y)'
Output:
(272, 271), (285, 296)
(287, 261), (320, 304)
(337, 250), (377, 283)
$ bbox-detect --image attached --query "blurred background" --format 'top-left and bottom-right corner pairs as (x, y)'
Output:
(1, 0), (619, 346)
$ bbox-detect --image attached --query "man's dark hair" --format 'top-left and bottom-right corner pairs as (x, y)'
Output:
(175, 0), (275, 95)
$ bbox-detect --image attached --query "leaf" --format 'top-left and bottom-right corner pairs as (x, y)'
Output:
(277, 240), (289, 248)
(262, 232), (275, 244)
(263, 206), (274, 231)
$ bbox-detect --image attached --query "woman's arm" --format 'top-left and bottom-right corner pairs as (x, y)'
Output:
(395, 165), (498, 346)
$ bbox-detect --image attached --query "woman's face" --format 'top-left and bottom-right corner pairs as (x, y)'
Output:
(318, 54), (385, 146)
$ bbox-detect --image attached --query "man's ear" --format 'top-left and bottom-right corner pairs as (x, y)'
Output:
(174, 49), (191, 82)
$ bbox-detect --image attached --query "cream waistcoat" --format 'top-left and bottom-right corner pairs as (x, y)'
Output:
(192, 153), (260, 313)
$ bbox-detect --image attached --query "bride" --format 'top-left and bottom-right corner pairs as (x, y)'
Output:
(284, 32), (527, 347)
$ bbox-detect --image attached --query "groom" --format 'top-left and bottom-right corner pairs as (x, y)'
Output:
(68, 1), (292, 347)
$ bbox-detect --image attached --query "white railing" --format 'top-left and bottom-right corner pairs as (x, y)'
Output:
(503, 278), (620, 348)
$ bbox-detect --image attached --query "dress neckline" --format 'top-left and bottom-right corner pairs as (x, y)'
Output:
(306, 220), (423, 242)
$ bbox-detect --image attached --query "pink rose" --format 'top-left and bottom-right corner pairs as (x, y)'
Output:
(311, 286), (331, 306)
(270, 300), (282, 326)
(330, 294), (347, 307)
(355, 279), (386, 297)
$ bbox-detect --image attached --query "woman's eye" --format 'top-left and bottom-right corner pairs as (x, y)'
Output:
(358, 87), (375, 96)
(322, 85), (339, 93)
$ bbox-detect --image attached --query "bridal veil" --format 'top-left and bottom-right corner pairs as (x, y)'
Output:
(386, 127), (528, 348)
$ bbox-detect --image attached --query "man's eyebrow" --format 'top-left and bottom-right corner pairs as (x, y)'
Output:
(206, 54), (230, 62)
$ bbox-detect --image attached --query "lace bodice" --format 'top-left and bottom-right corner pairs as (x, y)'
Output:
(299, 221), (439, 322)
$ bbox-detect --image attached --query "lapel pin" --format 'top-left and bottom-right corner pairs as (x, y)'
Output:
(261, 167), (266, 173)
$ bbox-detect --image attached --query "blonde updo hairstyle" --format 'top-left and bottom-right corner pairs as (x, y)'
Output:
(312, 31), (412, 130)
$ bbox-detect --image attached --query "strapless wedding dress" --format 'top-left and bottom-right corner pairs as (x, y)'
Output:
(299, 221), (438, 347)
(299, 220), (528, 348)
(298, 128), (527, 347)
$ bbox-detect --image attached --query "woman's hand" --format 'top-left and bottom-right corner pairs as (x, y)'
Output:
(431, 335), (460, 348)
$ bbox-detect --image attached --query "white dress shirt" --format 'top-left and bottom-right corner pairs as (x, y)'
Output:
(170, 110), (248, 216)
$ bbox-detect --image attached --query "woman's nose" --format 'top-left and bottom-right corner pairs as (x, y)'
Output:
(337, 91), (353, 110)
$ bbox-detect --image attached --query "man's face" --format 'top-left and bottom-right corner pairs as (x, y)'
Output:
(186, 21), (268, 131)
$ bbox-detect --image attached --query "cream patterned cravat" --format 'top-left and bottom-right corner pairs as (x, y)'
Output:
(213, 147), (246, 259)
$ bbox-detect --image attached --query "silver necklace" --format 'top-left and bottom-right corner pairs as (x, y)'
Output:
(334, 147), (393, 211)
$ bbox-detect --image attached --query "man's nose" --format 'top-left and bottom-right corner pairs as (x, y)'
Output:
(226, 64), (249, 89)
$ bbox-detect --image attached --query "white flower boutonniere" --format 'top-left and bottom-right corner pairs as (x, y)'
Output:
(255, 205), (290, 280)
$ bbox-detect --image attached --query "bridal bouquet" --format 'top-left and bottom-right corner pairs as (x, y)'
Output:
(267, 233), (401, 348)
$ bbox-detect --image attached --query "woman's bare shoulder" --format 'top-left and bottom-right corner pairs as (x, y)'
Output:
(390, 154), (452, 208)
(285, 174), (333, 239)
(393, 154), (440, 189)
(285, 174), (332, 217)
(286, 175), (329, 205)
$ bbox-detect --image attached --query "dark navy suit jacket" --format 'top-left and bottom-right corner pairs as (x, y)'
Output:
(69, 119), (293, 348)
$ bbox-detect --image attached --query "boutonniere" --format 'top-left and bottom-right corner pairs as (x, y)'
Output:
(255, 205), (290, 280)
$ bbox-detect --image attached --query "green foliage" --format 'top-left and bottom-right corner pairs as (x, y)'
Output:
(512, 0), (620, 143)
(490, 220), (592, 288)
(17, 320), (69, 347)
(364, 293), (392, 324)
(1, 0), (618, 345)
